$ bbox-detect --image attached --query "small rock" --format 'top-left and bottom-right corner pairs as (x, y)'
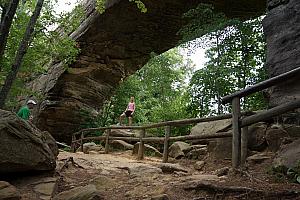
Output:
(89, 150), (100, 155)
(214, 167), (229, 177)
(168, 142), (190, 159)
(183, 174), (219, 182)
(185, 147), (207, 160)
(157, 163), (188, 173)
(151, 194), (170, 200)
(53, 184), (104, 200)
(128, 165), (162, 178)
(247, 153), (272, 164)
(76, 142), (103, 154)
(33, 177), (58, 199)
(0, 181), (21, 200)
(194, 161), (205, 171)
(174, 171), (187, 177)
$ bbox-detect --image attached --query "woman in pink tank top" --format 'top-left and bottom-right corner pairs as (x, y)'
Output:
(119, 96), (135, 127)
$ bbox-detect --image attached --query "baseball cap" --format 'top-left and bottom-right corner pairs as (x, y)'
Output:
(27, 100), (37, 105)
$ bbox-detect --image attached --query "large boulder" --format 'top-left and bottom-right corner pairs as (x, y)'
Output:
(0, 110), (57, 173)
(208, 138), (232, 159)
(110, 140), (133, 150)
(168, 142), (191, 159)
(273, 138), (300, 168)
(76, 142), (104, 153)
(191, 119), (232, 159)
(0, 181), (21, 200)
(190, 119), (232, 136)
(247, 122), (268, 151)
(108, 129), (138, 137)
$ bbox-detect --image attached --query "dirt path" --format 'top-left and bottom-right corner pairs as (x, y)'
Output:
(8, 150), (300, 200)
(55, 151), (300, 200)
(56, 151), (208, 199)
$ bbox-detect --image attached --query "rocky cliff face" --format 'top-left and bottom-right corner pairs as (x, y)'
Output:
(263, 0), (300, 107)
(34, 0), (266, 143)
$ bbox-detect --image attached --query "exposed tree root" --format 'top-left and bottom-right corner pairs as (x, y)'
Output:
(57, 157), (84, 174)
(183, 181), (300, 199)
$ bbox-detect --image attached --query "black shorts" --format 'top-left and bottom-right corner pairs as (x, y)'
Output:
(125, 110), (133, 117)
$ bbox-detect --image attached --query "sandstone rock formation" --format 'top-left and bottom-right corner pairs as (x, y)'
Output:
(32, 0), (266, 142)
(53, 184), (104, 200)
(0, 110), (57, 173)
(168, 141), (190, 159)
(273, 138), (300, 168)
(191, 119), (232, 159)
(263, 0), (300, 107)
(76, 142), (104, 153)
(0, 181), (21, 200)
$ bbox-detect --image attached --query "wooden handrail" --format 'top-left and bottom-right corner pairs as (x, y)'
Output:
(241, 100), (300, 127)
(72, 132), (232, 144)
(73, 111), (255, 137)
(222, 66), (300, 104)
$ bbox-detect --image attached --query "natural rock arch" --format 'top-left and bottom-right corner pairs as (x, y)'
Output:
(32, 0), (269, 142)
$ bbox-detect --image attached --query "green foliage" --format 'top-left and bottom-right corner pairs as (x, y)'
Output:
(96, 0), (147, 14)
(268, 162), (300, 184)
(179, 3), (237, 52)
(86, 48), (194, 137)
(63, 146), (71, 152)
(1, 0), (84, 109)
(78, 109), (104, 137)
(187, 17), (267, 117)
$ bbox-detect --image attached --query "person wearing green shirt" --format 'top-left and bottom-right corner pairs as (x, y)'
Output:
(17, 100), (37, 120)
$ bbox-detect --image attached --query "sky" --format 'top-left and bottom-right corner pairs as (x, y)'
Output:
(54, 0), (207, 70)
(54, 0), (77, 14)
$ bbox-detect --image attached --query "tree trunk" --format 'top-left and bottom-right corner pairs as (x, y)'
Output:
(0, 0), (44, 108)
(0, 5), (7, 26)
(0, 0), (20, 71)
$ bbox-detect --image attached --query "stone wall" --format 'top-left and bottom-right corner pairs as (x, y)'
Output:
(263, 0), (300, 107)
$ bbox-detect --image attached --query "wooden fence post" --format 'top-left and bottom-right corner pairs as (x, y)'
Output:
(241, 126), (248, 167)
(80, 132), (84, 152)
(105, 129), (110, 154)
(162, 126), (171, 163)
(232, 97), (241, 168)
(71, 134), (75, 153)
(138, 129), (146, 160)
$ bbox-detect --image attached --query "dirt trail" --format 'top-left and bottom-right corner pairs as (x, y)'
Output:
(55, 151), (300, 200)
(56, 151), (205, 199)
(9, 150), (300, 200)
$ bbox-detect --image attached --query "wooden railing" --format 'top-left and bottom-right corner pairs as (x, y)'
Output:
(222, 66), (300, 168)
(71, 112), (254, 162)
(71, 67), (300, 167)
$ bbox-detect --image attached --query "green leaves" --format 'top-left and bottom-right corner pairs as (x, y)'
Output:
(86, 48), (194, 136)
(96, 0), (147, 14)
(187, 17), (267, 117)
(128, 0), (147, 13)
(1, 0), (84, 109)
